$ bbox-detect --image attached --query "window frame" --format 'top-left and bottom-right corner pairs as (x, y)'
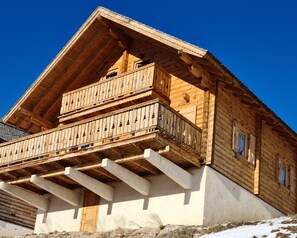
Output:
(276, 155), (295, 192)
(134, 59), (151, 69)
(103, 69), (118, 80)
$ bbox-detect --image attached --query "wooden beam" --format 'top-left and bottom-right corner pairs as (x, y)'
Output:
(131, 160), (159, 175)
(30, 175), (81, 206)
(241, 100), (260, 109)
(108, 27), (129, 49)
(18, 107), (53, 130)
(101, 158), (151, 196)
(65, 167), (114, 202)
(98, 17), (130, 49)
(0, 181), (49, 211)
(144, 149), (193, 189)
(155, 135), (202, 167)
(178, 50), (209, 89)
(119, 50), (129, 74)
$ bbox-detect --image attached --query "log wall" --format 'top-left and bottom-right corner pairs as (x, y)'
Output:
(258, 123), (297, 214)
(213, 82), (297, 214)
(103, 40), (207, 129)
(0, 190), (36, 228)
(212, 83), (256, 192)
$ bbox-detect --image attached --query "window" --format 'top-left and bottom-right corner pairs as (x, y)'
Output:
(281, 164), (287, 187)
(105, 70), (118, 79)
(134, 59), (151, 69)
(276, 155), (296, 193)
(238, 131), (246, 157)
(232, 120), (255, 164)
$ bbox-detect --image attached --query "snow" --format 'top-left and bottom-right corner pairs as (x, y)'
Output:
(199, 217), (297, 238)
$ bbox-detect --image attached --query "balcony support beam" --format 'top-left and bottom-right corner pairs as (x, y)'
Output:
(0, 181), (49, 211)
(101, 158), (151, 196)
(30, 175), (81, 206)
(64, 167), (114, 201)
(144, 149), (193, 189)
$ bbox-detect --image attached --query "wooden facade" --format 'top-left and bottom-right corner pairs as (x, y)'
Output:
(0, 7), (296, 230)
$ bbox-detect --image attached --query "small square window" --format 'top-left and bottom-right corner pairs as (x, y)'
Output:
(105, 70), (118, 79)
(135, 59), (151, 69)
(237, 131), (246, 157)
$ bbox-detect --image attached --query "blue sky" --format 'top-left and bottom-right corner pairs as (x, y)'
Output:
(0, 1), (296, 132)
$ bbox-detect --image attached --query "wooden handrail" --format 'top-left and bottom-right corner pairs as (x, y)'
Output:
(0, 100), (201, 165)
(60, 62), (171, 115)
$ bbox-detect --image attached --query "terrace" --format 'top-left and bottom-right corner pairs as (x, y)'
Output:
(59, 62), (171, 123)
(0, 100), (203, 198)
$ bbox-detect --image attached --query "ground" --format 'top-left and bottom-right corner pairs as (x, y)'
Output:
(13, 216), (297, 238)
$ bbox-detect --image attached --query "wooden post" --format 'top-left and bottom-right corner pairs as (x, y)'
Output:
(254, 116), (263, 195)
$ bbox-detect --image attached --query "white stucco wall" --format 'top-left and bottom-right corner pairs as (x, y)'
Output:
(34, 191), (84, 234)
(203, 166), (284, 225)
(33, 165), (284, 233)
(97, 167), (207, 231)
(0, 220), (33, 236)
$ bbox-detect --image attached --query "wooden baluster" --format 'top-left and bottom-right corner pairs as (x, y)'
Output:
(93, 119), (100, 142)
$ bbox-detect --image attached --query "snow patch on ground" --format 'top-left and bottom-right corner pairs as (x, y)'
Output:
(200, 216), (297, 238)
(18, 215), (297, 238)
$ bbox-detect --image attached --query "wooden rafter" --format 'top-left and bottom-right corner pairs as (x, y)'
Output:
(178, 50), (209, 89)
(98, 17), (130, 49)
(131, 160), (159, 175)
(18, 107), (53, 130)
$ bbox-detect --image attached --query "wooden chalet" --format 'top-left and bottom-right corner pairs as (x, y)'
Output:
(0, 7), (296, 233)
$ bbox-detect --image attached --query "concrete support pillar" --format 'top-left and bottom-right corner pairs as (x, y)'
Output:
(30, 175), (80, 206)
(64, 167), (114, 201)
(101, 158), (151, 196)
(144, 149), (193, 189)
(0, 181), (49, 211)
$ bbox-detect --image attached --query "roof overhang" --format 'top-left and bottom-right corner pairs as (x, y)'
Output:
(2, 7), (297, 146)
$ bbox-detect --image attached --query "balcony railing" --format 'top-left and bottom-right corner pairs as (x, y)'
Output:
(60, 63), (171, 117)
(0, 100), (201, 166)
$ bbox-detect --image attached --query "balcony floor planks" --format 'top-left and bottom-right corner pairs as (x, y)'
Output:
(3, 132), (202, 194)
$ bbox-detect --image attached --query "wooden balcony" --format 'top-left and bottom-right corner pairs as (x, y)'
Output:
(59, 63), (171, 123)
(0, 100), (202, 193)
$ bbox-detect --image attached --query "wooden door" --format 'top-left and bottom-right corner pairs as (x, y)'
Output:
(80, 191), (100, 232)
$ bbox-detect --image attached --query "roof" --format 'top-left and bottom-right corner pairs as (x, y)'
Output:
(2, 7), (297, 145)
(0, 120), (28, 141)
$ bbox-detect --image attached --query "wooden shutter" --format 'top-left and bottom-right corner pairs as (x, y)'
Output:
(248, 134), (256, 164)
(275, 155), (282, 183)
(232, 120), (238, 151)
(290, 166), (296, 193)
